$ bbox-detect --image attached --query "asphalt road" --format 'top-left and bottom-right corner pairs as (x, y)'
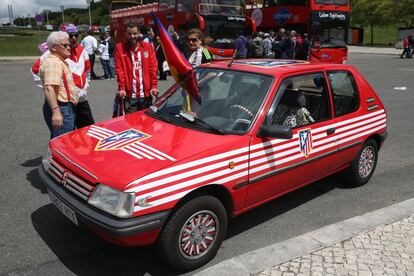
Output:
(0, 54), (413, 276)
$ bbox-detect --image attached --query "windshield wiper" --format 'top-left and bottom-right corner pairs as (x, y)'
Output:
(177, 111), (224, 135)
(148, 105), (171, 122)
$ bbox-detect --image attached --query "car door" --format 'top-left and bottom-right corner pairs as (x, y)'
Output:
(246, 72), (340, 207)
(326, 69), (379, 169)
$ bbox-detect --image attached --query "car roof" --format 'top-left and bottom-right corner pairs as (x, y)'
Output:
(200, 59), (355, 76)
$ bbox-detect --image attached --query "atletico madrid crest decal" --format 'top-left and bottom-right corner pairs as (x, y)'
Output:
(95, 129), (150, 151)
(298, 129), (313, 158)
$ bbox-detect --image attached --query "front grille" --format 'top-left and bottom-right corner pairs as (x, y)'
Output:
(48, 159), (95, 201)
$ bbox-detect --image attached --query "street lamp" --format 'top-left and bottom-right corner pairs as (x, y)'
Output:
(86, 0), (92, 29)
(61, 5), (65, 23)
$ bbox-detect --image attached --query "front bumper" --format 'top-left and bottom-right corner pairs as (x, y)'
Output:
(38, 165), (170, 239)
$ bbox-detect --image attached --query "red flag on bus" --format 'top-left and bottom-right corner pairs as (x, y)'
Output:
(151, 12), (201, 104)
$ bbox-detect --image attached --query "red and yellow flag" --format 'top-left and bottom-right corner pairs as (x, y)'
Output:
(151, 12), (201, 104)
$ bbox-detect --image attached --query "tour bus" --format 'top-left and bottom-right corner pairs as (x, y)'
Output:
(245, 0), (350, 63)
(109, 0), (256, 58)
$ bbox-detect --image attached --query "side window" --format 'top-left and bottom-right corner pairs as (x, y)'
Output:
(327, 71), (359, 117)
(269, 73), (331, 128)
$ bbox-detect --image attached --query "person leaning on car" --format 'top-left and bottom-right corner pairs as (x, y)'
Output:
(115, 21), (158, 113)
(40, 31), (79, 139)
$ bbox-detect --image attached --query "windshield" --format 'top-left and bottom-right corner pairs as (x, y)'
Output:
(110, 1), (141, 12)
(204, 19), (246, 48)
(313, 25), (347, 48)
(150, 68), (273, 134)
(200, 0), (244, 15)
(313, 0), (348, 6)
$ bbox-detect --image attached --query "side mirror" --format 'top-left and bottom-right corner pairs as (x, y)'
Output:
(257, 125), (293, 139)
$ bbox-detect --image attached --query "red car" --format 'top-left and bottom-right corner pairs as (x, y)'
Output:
(39, 60), (387, 271)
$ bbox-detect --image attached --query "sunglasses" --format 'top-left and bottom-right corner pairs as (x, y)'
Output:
(69, 34), (78, 38)
(187, 37), (199, 43)
(59, 43), (70, 48)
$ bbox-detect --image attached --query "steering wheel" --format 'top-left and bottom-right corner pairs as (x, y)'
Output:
(229, 104), (253, 122)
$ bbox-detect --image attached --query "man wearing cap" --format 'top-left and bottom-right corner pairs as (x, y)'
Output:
(32, 24), (95, 130)
(114, 21), (158, 113)
(39, 31), (79, 139)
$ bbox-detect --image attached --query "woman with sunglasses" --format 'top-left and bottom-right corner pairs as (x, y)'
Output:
(185, 28), (213, 67)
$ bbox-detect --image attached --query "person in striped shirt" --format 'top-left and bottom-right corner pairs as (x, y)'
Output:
(115, 22), (158, 114)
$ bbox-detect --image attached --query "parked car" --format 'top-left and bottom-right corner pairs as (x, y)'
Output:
(39, 59), (387, 271)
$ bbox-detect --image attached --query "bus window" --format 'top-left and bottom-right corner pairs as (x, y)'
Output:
(177, 0), (196, 12)
(264, 0), (307, 7)
(159, 0), (175, 10)
(314, 0), (348, 6)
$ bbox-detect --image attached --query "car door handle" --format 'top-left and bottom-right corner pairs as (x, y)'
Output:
(326, 128), (336, 135)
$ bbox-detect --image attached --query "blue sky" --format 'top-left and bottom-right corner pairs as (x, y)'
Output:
(1, 0), (98, 24)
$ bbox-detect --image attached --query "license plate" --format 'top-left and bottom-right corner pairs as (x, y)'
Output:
(49, 191), (79, 226)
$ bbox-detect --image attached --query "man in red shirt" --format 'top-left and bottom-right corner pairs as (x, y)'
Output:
(115, 22), (158, 113)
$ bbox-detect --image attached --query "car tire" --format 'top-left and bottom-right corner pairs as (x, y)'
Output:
(345, 139), (378, 186)
(157, 195), (228, 272)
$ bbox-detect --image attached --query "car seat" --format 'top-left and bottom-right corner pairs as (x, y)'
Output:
(273, 89), (314, 128)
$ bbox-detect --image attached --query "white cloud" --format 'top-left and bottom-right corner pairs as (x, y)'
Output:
(1, 0), (96, 24)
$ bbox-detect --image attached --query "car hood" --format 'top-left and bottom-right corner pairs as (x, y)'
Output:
(50, 112), (244, 190)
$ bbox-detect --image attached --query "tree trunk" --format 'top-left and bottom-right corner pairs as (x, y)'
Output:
(370, 24), (374, 45)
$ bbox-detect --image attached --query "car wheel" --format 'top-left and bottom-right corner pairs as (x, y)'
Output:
(157, 195), (228, 272)
(345, 139), (378, 186)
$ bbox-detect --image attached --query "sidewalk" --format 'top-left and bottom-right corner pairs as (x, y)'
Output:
(195, 198), (414, 276)
(347, 46), (401, 56)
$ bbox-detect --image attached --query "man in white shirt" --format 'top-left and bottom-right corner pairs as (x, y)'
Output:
(81, 30), (98, 79)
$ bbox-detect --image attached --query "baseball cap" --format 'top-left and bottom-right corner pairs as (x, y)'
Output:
(60, 23), (78, 35)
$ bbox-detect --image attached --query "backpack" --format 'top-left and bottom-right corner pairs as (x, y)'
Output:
(247, 38), (263, 58)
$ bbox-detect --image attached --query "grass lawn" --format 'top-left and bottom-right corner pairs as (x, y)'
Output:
(359, 25), (398, 46)
(0, 30), (51, 56)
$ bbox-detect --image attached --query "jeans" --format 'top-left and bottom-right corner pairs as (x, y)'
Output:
(43, 101), (75, 139)
(89, 54), (97, 78)
(101, 58), (110, 79)
(76, 100), (95, 129)
(108, 57), (115, 78)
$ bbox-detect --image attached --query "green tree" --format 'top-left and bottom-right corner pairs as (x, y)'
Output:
(351, 0), (394, 45)
(393, 0), (414, 27)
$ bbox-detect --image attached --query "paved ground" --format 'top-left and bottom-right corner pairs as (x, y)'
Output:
(0, 49), (413, 275)
(197, 199), (414, 276)
(261, 216), (414, 276)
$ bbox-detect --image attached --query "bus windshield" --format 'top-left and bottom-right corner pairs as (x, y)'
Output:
(200, 0), (244, 15)
(204, 19), (246, 48)
(313, 25), (347, 48)
(110, 1), (141, 12)
(313, 0), (348, 6)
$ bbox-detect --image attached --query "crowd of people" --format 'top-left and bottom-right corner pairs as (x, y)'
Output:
(234, 28), (310, 60)
(33, 21), (216, 140)
(400, 35), (414, 59)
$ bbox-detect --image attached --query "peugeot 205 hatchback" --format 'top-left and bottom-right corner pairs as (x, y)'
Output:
(39, 60), (387, 271)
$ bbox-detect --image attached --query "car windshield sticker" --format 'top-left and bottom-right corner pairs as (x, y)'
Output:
(299, 129), (313, 158)
(233, 60), (308, 67)
(87, 126), (176, 161)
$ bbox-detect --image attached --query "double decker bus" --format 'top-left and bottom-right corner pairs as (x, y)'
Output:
(109, 0), (256, 58)
(245, 0), (349, 63)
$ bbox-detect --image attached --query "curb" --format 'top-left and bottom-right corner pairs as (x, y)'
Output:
(195, 198), (414, 276)
(0, 56), (38, 62)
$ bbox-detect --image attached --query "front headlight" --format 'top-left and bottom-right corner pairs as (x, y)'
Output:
(88, 184), (135, 218)
(42, 147), (52, 171)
